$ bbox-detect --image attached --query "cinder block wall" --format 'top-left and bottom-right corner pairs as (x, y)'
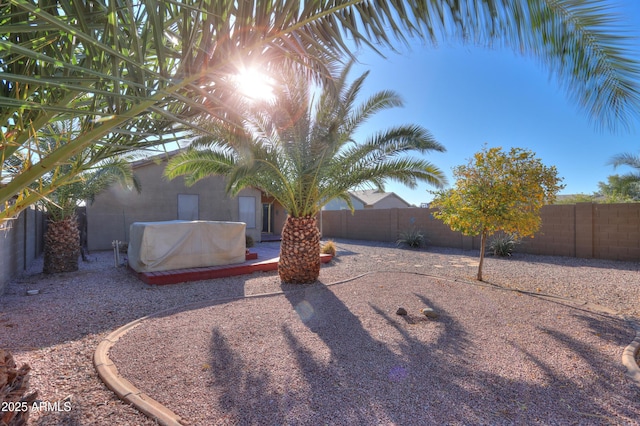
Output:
(593, 203), (640, 261)
(517, 204), (577, 257)
(320, 203), (640, 262)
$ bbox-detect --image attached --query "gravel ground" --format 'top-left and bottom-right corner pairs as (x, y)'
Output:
(1, 239), (639, 425)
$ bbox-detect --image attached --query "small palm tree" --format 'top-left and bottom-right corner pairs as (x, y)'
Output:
(41, 156), (140, 273)
(32, 120), (141, 273)
(165, 61), (447, 283)
(607, 153), (640, 201)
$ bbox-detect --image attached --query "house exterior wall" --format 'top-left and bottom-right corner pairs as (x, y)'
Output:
(0, 206), (45, 294)
(271, 202), (288, 235)
(86, 159), (262, 250)
(320, 203), (640, 262)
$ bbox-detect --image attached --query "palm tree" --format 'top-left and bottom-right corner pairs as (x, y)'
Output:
(2, 1), (640, 223)
(609, 153), (640, 181)
(41, 156), (140, 273)
(28, 120), (141, 273)
(606, 152), (640, 201)
(0, 349), (38, 426)
(164, 62), (446, 283)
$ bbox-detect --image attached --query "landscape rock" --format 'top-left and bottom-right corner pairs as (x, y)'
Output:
(421, 308), (439, 318)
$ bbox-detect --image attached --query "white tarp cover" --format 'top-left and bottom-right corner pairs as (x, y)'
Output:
(128, 220), (246, 273)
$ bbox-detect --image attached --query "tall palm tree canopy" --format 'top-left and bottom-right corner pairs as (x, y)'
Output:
(2, 0), (640, 221)
(164, 61), (447, 217)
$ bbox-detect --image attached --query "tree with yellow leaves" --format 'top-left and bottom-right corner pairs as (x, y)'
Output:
(431, 146), (564, 281)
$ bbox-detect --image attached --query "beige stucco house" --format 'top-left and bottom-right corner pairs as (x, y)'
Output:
(322, 189), (412, 211)
(86, 152), (262, 251)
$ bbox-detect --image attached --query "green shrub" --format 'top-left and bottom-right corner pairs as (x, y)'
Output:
(245, 235), (254, 248)
(488, 234), (518, 257)
(396, 228), (425, 248)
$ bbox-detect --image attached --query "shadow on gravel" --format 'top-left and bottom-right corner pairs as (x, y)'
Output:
(0, 256), (253, 350)
(201, 275), (640, 424)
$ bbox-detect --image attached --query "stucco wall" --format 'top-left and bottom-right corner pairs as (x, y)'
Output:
(271, 202), (288, 235)
(0, 207), (45, 293)
(86, 159), (262, 250)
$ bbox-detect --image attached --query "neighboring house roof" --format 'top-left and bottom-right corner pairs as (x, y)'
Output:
(349, 190), (411, 208)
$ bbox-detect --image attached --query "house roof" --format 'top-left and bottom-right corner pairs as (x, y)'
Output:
(130, 148), (183, 169)
(349, 189), (411, 207)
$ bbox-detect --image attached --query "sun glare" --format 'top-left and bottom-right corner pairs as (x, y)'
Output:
(234, 68), (275, 102)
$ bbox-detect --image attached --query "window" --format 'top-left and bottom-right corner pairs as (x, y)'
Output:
(177, 194), (199, 220)
(238, 196), (256, 228)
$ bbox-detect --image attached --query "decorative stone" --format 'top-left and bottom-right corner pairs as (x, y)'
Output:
(396, 307), (408, 316)
(421, 308), (439, 318)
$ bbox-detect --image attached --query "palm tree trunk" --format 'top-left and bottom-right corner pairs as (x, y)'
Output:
(43, 214), (80, 274)
(278, 215), (320, 283)
(1, 349), (38, 426)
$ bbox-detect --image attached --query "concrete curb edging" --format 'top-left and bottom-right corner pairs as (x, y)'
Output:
(94, 318), (185, 426)
(93, 287), (297, 425)
(622, 319), (640, 388)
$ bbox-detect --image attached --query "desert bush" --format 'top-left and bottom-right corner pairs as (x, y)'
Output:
(396, 228), (425, 248)
(321, 240), (337, 257)
(488, 234), (518, 256)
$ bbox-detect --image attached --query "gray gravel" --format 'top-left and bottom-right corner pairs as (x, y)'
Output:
(1, 239), (639, 425)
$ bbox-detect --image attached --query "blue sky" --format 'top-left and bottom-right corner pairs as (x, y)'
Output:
(348, 0), (640, 207)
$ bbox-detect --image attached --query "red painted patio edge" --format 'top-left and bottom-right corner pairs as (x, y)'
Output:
(132, 252), (333, 285)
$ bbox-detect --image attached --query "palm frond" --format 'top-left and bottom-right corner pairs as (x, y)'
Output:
(164, 148), (237, 186)
(3, 0), (640, 222)
(608, 152), (640, 170)
(168, 60), (447, 217)
(337, 125), (445, 169)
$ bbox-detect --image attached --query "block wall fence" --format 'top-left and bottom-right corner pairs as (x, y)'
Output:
(319, 203), (640, 262)
(0, 207), (45, 294)
(0, 202), (638, 295)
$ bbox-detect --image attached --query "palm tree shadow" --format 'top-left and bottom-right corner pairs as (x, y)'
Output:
(208, 328), (289, 424)
(279, 282), (476, 423)
(529, 318), (640, 421)
(201, 276), (640, 424)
